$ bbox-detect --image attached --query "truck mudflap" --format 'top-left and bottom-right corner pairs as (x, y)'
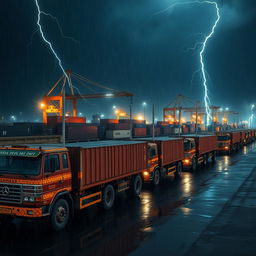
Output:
(0, 205), (48, 218)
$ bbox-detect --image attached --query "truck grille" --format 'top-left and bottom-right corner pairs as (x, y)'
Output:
(0, 183), (22, 204)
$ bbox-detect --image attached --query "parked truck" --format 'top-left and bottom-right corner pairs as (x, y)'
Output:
(182, 135), (217, 171)
(136, 137), (184, 186)
(0, 141), (148, 230)
(216, 131), (241, 153)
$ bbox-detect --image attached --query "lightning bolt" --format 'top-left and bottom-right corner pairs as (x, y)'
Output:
(153, 0), (220, 125)
(199, 1), (220, 125)
(35, 0), (70, 83)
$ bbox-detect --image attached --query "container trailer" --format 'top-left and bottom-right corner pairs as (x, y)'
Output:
(0, 141), (147, 230)
(181, 134), (217, 171)
(135, 137), (184, 186)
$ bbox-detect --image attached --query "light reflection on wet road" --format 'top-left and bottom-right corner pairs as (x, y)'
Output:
(1, 143), (256, 256)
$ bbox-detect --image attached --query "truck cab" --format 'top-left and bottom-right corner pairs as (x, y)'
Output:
(139, 137), (184, 186)
(142, 143), (159, 183)
(0, 146), (72, 230)
(182, 138), (196, 169)
(217, 133), (231, 151)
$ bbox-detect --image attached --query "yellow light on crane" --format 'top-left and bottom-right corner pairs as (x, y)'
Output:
(136, 115), (144, 121)
(40, 102), (45, 109)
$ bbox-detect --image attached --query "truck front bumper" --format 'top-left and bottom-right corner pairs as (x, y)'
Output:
(0, 205), (48, 218)
(217, 146), (230, 152)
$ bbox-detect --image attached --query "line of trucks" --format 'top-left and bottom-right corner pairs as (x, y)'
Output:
(0, 129), (254, 230)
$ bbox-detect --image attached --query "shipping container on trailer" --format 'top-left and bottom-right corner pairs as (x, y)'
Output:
(67, 141), (147, 191)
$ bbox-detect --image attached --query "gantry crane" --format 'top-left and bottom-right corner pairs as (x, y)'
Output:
(163, 94), (220, 129)
(40, 70), (133, 123)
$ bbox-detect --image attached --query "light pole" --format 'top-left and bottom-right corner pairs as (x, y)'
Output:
(142, 102), (147, 121)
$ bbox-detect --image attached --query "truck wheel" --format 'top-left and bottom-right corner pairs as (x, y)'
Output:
(128, 175), (143, 197)
(191, 158), (197, 172)
(211, 151), (216, 162)
(203, 155), (208, 165)
(51, 198), (70, 231)
(175, 162), (183, 178)
(102, 184), (115, 210)
(153, 169), (160, 187)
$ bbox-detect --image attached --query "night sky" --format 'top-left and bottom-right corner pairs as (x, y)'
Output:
(0, 0), (256, 122)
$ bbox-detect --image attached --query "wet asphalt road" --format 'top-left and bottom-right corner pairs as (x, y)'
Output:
(1, 143), (256, 256)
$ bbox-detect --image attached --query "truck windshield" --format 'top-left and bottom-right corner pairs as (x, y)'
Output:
(184, 141), (191, 151)
(0, 156), (41, 176)
(217, 135), (230, 141)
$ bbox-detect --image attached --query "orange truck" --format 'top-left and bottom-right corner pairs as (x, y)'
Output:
(216, 131), (241, 153)
(182, 135), (217, 171)
(137, 137), (184, 186)
(0, 141), (148, 230)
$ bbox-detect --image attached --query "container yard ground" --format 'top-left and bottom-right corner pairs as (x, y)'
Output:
(0, 143), (256, 256)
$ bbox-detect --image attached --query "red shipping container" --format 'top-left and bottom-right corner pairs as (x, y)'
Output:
(47, 116), (86, 126)
(107, 123), (130, 130)
(100, 119), (119, 126)
(240, 131), (246, 141)
(133, 128), (147, 137)
(147, 127), (160, 136)
(119, 119), (146, 124)
(182, 127), (189, 134)
(161, 127), (172, 135)
(157, 121), (170, 126)
(67, 141), (148, 191)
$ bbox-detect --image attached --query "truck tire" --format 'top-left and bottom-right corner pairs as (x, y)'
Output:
(51, 198), (70, 231)
(175, 162), (183, 178)
(191, 158), (197, 172)
(211, 151), (216, 162)
(102, 184), (115, 210)
(203, 154), (208, 165)
(153, 169), (160, 186)
(128, 175), (142, 197)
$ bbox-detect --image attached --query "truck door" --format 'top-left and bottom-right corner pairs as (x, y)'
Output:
(44, 154), (65, 190)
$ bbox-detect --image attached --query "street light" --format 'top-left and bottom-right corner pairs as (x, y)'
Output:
(225, 107), (229, 111)
(10, 115), (16, 121)
(113, 105), (116, 109)
(100, 114), (105, 118)
(142, 102), (147, 121)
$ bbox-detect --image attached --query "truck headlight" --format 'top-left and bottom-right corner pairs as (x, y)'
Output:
(23, 196), (35, 202)
(143, 171), (150, 176)
(23, 196), (29, 202)
(22, 185), (42, 202)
